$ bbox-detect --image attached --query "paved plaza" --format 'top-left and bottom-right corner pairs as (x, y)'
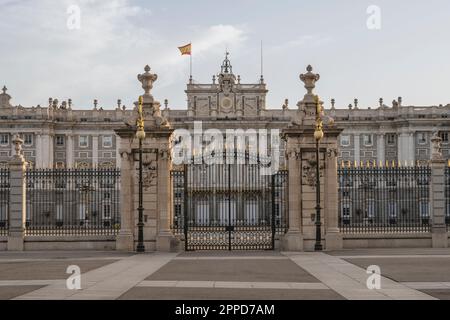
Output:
(0, 249), (450, 300)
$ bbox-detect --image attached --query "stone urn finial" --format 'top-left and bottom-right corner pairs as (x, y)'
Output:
(138, 65), (158, 102)
(299, 65), (320, 103)
(431, 130), (442, 160)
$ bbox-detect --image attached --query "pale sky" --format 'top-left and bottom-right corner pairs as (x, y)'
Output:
(1, 0), (450, 110)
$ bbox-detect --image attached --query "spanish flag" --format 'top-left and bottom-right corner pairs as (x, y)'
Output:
(178, 43), (192, 55)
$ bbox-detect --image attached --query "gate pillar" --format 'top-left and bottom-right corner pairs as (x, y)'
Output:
(282, 65), (343, 251)
(115, 65), (178, 252)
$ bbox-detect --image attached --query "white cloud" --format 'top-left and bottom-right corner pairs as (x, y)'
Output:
(0, 0), (247, 109)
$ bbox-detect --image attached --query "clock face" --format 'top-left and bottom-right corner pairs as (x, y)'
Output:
(221, 97), (233, 110)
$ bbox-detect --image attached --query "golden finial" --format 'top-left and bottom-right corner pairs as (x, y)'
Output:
(448, 159), (450, 167)
(136, 95), (146, 140)
(354, 160), (357, 168)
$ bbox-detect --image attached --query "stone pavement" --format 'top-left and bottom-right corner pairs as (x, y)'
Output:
(0, 249), (449, 300)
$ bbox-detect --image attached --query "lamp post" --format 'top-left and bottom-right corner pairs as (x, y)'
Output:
(136, 96), (146, 253)
(314, 95), (324, 251)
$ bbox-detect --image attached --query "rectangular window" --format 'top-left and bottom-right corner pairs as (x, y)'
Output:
(387, 134), (396, 145)
(363, 134), (373, 146)
(367, 200), (375, 218)
(420, 201), (429, 218)
(340, 135), (350, 147)
(103, 136), (113, 148)
(79, 152), (88, 159)
(23, 134), (33, 145)
(0, 134), (9, 145)
(389, 201), (398, 218)
(56, 204), (63, 221)
(341, 203), (351, 220)
(103, 204), (111, 219)
(79, 136), (88, 148)
(56, 135), (65, 146)
(418, 132), (427, 144)
(440, 132), (449, 143)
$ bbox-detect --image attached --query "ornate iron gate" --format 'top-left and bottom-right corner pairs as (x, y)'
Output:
(171, 151), (288, 251)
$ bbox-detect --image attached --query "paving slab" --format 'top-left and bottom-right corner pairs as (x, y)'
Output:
(284, 252), (435, 300)
(119, 287), (344, 300)
(0, 286), (45, 300)
(14, 253), (178, 300)
(344, 257), (450, 282)
(419, 290), (450, 300)
(0, 260), (118, 280)
(146, 259), (320, 283)
(328, 248), (450, 256)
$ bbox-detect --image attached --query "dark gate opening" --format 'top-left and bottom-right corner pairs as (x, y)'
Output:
(171, 151), (288, 251)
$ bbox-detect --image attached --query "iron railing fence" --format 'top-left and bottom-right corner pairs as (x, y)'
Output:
(0, 169), (9, 236)
(25, 168), (121, 236)
(446, 165), (450, 229)
(170, 152), (289, 250)
(171, 169), (289, 237)
(338, 164), (431, 233)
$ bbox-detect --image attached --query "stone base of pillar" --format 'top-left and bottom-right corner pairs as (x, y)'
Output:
(432, 228), (448, 248)
(281, 231), (303, 251)
(7, 233), (24, 251)
(156, 233), (180, 252)
(116, 230), (134, 252)
(325, 231), (343, 251)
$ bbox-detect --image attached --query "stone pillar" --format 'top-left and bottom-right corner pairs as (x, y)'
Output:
(282, 138), (303, 251)
(282, 65), (343, 251)
(354, 134), (360, 164)
(430, 133), (448, 248)
(156, 145), (177, 251)
(116, 65), (176, 252)
(115, 135), (121, 168)
(116, 149), (135, 251)
(35, 134), (43, 168)
(92, 135), (99, 168)
(66, 134), (74, 168)
(7, 136), (27, 251)
(376, 134), (385, 164)
(324, 145), (343, 250)
(48, 134), (54, 168)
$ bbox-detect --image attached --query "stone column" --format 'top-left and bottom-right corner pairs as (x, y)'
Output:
(35, 134), (43, 168)
(48, 134), (54, 168)
(324, 145), (343, 250)
(92, 135), (99, 168)
(7, 136), (27, 251)
(430, 133), (448, 248)
(66, 134), (74, 168)
(115, 135), (121, 168)
(116, 148), (135, 251)
(354, 134), (360, 164)
(376, 134), (385, 164)
(282, 139), (303, 251)
(156, 146), (176, 251)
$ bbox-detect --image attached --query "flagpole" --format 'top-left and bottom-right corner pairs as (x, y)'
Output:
(189, 42), (192, 83)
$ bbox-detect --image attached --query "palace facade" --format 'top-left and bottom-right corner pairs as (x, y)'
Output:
(0, 55), (449, 167)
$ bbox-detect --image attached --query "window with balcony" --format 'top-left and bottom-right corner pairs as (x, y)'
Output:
(79, 136), (88, 148)
(363, 134), (373, 146)
(0, 134), (9, 146)
(340, 135), (350, 147)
